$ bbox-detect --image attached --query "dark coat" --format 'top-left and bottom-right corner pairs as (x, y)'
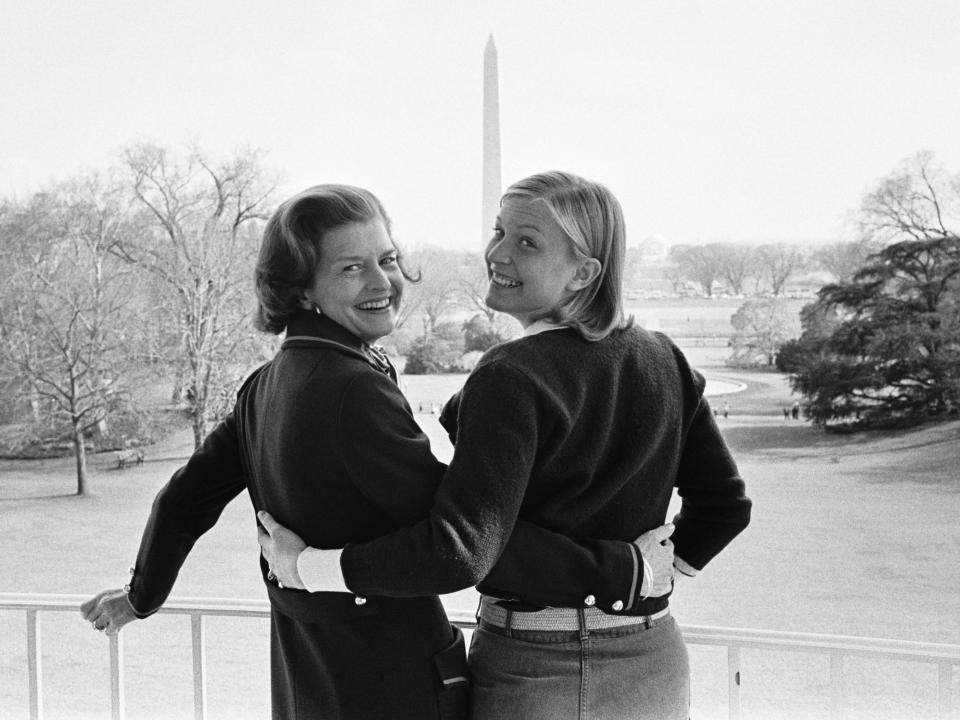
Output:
(126, 311), (636, 719)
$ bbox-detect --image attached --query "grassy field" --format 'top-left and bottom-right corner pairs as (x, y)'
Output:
(1, 340), (958, 719)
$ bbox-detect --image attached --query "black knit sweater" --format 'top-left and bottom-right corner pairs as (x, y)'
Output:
(342, 325), (751, 615)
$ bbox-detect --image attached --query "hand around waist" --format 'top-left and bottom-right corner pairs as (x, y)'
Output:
(633, 523), (675, 598)
(257, 510), (307, 590)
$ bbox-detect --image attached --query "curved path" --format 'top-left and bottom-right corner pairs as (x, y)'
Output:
(703, 376), (747, 396)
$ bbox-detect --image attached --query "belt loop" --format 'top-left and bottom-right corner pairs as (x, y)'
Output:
(504, 608), (514, 638)
(644, 615), (653, 630)
(577, 608), (589, 640)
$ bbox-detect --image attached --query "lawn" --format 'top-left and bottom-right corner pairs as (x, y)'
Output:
(1, 345), (958, 719)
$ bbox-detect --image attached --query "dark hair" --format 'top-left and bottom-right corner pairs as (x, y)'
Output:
(254, 184), (417, 334)
(501, 171), (631, 341)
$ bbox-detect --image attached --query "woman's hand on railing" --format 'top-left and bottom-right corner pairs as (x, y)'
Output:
(633, 523), (675, 598)
(80, 589), (138, 636)
(257, 511), (307, 590)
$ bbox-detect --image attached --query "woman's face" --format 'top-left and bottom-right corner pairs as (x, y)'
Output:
(484, 198), (590, 328)
(303, 220), (403, 344)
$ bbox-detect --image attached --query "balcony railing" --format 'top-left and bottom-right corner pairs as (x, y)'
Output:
(2, 593), (958, 720)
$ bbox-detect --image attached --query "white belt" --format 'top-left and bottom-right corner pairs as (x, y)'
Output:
(478, 596), (670, 632)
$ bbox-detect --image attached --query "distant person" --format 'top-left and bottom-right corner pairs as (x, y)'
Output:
(260, 171), (751, 720)
(791, 401), (800, 420)
(723, 400), (730, 419)
(80, 184), (640, 720)
(783, 406), (790, 420)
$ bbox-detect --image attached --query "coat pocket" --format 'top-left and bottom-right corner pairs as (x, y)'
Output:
(433, 625), (470, 720)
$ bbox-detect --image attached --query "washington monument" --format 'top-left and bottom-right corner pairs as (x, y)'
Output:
(482, 34), (502, 246)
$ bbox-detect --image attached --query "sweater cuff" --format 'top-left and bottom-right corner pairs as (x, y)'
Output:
(673, 555), (699, 578)
(297, 547), (349, 593)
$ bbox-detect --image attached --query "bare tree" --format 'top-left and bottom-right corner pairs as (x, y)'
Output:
(400, 247), (462, 338)
(860, 150), (958, 245)
(713, 242), (756, 295)
(814, 239), (879, 282)
(755, 243), (807, 296)
(662, 262), (686, 295)
(113, 144), (276, 448)
(669, 244), (723, 297)
(454, 251), (497, 322)
(0, 177), (142, 494)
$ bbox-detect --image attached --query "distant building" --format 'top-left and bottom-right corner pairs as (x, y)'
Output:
(638, 234), (669, 261)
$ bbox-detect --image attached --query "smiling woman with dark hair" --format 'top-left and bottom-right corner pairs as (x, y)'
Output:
(81, 182), (642, 720)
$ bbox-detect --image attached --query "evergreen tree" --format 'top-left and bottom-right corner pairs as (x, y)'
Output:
(789, 152), (960, 428)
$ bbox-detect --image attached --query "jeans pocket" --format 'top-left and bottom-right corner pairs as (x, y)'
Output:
(433, 625), (471, 719)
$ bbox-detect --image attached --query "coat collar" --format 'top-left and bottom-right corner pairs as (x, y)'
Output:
(284, 309), (366, 351)
(282, 309), (397, 380)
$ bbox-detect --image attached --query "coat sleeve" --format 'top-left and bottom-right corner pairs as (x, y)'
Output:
(337, 372), (446, 527)
(670, 386), (752, 571)
(127, 414), (246, 617)
(341, 362), (638, 608)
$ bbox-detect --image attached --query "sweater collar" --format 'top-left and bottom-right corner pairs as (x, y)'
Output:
(524, 319), (568, 337)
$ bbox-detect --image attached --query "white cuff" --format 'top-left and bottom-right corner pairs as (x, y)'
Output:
(296, 547), (349, 593)
(639, 554), (653, 600)
(673, 556), (699, 578)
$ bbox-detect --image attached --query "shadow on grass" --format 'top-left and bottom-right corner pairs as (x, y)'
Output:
(721, 423), (847, 453)
(722, 419), (960, 465)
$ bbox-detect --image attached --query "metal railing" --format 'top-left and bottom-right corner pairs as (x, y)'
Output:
(2, 593), (958, 720)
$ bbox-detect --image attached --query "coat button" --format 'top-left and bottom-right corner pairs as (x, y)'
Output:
(354, 596), (367, 606)
(612, 600), (624, 611)
(583, 594), (596, 607)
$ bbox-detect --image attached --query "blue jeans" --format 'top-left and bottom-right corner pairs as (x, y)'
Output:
(468, 613), (689, 720)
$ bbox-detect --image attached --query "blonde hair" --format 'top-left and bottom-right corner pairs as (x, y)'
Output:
(501, 171), (632, 341)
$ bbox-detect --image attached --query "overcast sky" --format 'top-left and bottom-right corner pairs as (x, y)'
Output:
(3, 0), (959, 250)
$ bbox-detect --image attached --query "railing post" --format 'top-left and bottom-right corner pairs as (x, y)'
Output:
(829, 651), (844, 720)
(109, 632), (125, 720)
(26, 609), (42, 720)
(937, 661), (953, 720)
(191, 613), (208, 720)
(727, 644), (741, 720)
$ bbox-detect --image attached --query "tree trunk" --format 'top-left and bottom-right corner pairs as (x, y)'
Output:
(29, 387), (41, 422)
(191, 413), (206, 450)
(73, 423), (88, 496)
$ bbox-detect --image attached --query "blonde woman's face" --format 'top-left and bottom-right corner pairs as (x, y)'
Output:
(302, 220), (403, 344)
(484, 198), (587, 328)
